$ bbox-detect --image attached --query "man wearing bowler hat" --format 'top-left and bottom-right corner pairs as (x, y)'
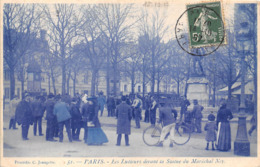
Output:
(15, 93), (34, 140)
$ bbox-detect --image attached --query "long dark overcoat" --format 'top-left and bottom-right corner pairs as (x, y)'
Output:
(116, 102), (132, 135)
(15, 100), (33, 125)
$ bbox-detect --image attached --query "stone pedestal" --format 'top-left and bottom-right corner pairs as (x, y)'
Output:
(234, 115), (250, 156)
(186, 76), (209, 102)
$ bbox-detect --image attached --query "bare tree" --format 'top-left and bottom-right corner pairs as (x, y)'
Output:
(138, 34), (152, 97)
(137, 9), (169, 95)
(215, 31), (241, 100)
(42, 4), (79, 95)
(77, 5), (107, 96)
(4, 4), (42, 99)
(168, 40), (188, 96)
(93, 4), (136, 96)
(122, 44), (141, 94)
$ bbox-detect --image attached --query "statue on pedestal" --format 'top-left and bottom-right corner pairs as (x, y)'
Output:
(191, 56), (204, 77)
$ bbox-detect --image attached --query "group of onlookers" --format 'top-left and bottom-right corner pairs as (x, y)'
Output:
(12, 92), (109, 145)
(7, 92), (257, 151)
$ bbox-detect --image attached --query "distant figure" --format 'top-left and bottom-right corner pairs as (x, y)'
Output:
(132, 94), (142, 129)
(107, 96), (116, 117)
(15, 93), (34, 140)
(97, 92), (106, 117)
(44, 93), (57, 142)
(115, 96), (132, 146)
(191, 99), (204, 133)
(70, 97), (82, 141)
(144, 95), (151, 123)
(204, 112), (217, 150)
(216, 103), (233, 151)
(32, 96), (45, 136)
(53, 96), (72, 143)
(150, 96), (158, 126)
(9, 95), (20, 130)
(156, 102), (177, 147)
(180, 96), (190, 121)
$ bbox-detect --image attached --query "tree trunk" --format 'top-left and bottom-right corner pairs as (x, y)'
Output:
(177, 80), (180, 96)
(91, 70), (98, 96)
(96, 72), (99, 94)
(48, 74), (51, 94)
(151, 51), (155, 95)
(10, 67), (15, 100)
(66, 70), (71, 95)
(228, 84), (232, 101)
(73, 74), (76, 97)
(51, 70), (56, 95)
(62, 61), (66, 95)
(131, 73), (135, 94)
(21, 72), (24, 99)
(106, 51), (110, 97)
(142, 68), (146, 97)
(113, 63), (117, 96)
(157, 71), (160, 95)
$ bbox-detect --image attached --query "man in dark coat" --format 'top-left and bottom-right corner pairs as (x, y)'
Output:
(192, 99), (204, 133)
(32, 96), (45, 136)
(115, 96), (132, 146)
(107, 96), (116, 117)
(144, 95), (151, 123)
(53, 96), (72, 142)
(44, 93), (57, 141)
(15, 93), (34, 140)
(70, 97), (82, 141)
(180, 96), (190, 121)
(150, 96), (158, 126)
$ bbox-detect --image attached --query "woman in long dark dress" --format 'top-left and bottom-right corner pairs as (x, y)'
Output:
(85, 97), (108, 145)
(216, 103), (233, 151)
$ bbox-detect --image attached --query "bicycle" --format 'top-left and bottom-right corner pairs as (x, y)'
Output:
(142, 121), (191, 146)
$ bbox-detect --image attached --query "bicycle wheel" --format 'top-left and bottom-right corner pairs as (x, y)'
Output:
(173, 125), (191, 145)
(143, 126), (161, 146)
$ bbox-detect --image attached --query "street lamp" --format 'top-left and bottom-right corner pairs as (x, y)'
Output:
(234, 22), (251, 156)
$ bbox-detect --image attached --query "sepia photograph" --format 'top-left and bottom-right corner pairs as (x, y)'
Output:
(0, 0), (259, 166)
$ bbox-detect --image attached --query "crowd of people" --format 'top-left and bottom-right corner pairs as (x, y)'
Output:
(7, 92), (256, 151)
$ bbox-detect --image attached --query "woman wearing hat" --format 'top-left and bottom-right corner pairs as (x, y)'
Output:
(216, 103), (233, 151)
(82, 97), (108, 145)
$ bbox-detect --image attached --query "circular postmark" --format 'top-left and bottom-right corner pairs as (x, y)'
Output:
(175, 4), (225, 56)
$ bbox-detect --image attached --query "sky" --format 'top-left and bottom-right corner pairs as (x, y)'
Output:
(42, 2), (235, 43)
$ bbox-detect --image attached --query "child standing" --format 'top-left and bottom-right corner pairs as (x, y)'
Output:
(204, 112), (217, 150)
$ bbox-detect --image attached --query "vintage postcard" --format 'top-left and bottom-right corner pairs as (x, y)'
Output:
(0, 0), (259, 166)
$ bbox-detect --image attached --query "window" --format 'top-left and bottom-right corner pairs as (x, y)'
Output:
(41, 75), (45, 82)
(138, 85), (141, 92)
(28, 73), (33, 81)
(84, 72), (89, 84)
(124, 85), (128, 92)
(4, 70), (10, 81)
(17, 88), (20, 99)
(4, 88), (10, 99)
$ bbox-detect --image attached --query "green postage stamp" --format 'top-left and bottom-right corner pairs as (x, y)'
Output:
(187, 2), (225, 48)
